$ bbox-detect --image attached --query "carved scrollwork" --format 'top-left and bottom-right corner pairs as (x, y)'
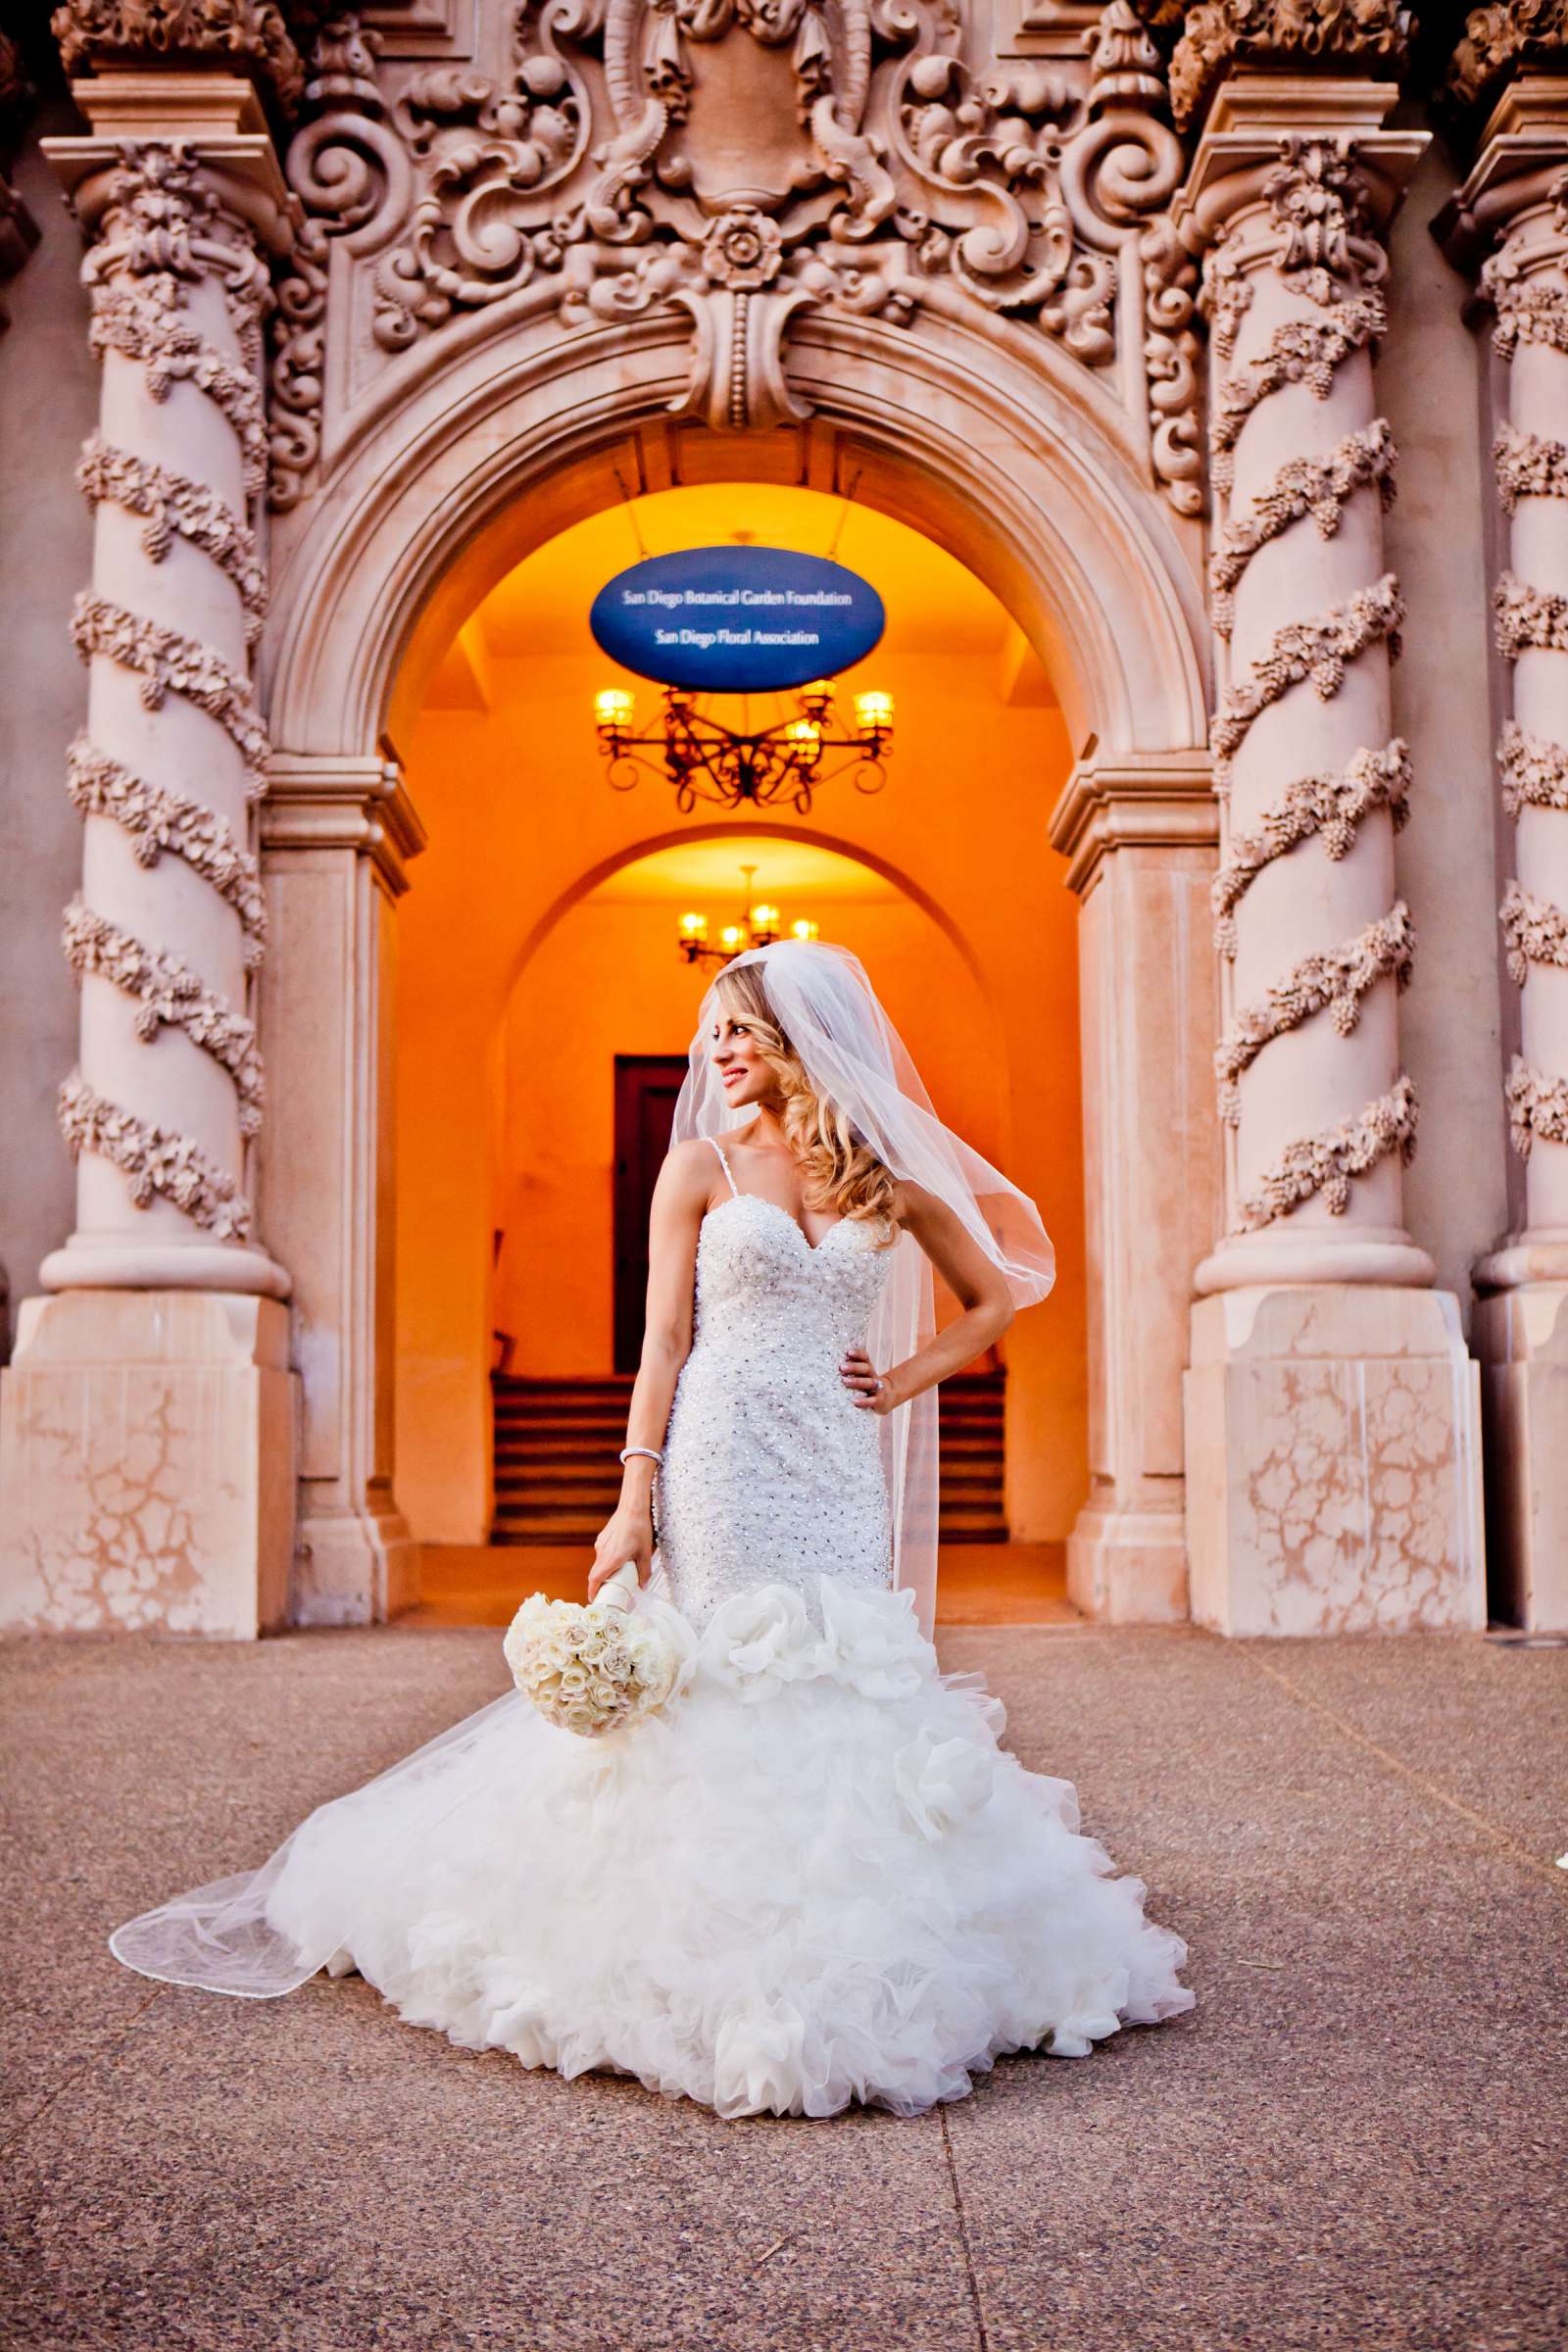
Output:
(270, 16), (415, 510)
(268, 0), (1204, 515)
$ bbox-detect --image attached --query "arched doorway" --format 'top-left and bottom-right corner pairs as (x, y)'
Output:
(392, 481), (1082, 1620)
(255, 311), (1217, 1628)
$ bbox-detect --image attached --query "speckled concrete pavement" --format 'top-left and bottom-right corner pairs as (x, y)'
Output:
(3, 1623), (1565, 2352)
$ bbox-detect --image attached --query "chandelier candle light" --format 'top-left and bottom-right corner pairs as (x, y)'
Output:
(595, 679), (894, 814)
(677, 865), (819, 967)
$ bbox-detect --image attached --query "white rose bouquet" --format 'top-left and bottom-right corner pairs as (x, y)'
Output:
(503, 1563), (693, 1739)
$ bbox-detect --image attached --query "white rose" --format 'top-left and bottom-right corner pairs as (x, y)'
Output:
(894, 1730), (996, 1841)
(701, 1584), (818, 1700)
(816, 1580), (928, 1701)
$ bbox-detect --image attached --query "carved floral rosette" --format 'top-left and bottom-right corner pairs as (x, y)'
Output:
(266, 0), (1202, 514)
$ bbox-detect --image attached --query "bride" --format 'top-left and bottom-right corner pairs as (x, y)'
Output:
(111, 940), (1193, 2119)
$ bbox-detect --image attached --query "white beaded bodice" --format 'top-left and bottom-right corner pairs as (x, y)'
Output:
(654, 1146), (897, 1630)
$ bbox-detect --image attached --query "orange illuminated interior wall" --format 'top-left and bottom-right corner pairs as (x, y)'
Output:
(394, 484), (1084, 1548)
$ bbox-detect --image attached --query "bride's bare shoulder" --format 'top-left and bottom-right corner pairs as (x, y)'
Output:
(662, 1137), (720, 1191)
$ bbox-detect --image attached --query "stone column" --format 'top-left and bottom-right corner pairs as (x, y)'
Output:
(258, 752), (425, 1625)
(1049, 750), (1220, 1622)
(1175, 79), (1484, 1635)
(0, 75), (299, 1636)
(1443, 73), (1568, 1631)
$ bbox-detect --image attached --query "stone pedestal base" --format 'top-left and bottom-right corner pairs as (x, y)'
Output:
(1184, 1286), (1485, 1636)
(0, 1292), (297, 1638)
(1473, 1283), (1568, 1633)
(1066, 1491), (1190, 1623)
(295, 1500), (420, 1628)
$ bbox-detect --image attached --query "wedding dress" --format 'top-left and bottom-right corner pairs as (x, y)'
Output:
(110, 1130), (1194, 2121)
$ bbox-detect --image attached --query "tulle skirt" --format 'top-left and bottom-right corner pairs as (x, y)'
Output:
(111, 1578), (1194, 2120)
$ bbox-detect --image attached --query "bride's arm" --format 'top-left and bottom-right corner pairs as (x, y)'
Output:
(840, 1180), (1016, 1416)
(588, 1141), (710, 1596)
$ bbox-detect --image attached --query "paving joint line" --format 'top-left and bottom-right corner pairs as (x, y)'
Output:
(1, 1984), (168, 2157)
(1234, 1644), (1567, 1894)
(938, 2101), (991, 2352)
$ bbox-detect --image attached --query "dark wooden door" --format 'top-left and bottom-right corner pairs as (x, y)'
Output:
(613, 1056), (687, 1373)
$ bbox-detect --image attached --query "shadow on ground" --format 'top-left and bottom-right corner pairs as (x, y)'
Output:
(3, 1622), (1565, 2351)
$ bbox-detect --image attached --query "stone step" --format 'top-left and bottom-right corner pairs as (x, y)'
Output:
(488, 1371), (1008, 1541)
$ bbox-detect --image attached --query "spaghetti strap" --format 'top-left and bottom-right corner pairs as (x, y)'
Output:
(707, 1136), (739, 1197)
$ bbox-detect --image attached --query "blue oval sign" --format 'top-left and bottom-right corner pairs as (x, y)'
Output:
(589, 546), (885, 694)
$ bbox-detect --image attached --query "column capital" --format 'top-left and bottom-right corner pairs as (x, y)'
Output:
(1435, 72), (1568, 270)
(1048, 747), (1217, 896)
(262, 751), (428, 900)
(42, 73), (295, 266)
(1174, 76), (1428, 266)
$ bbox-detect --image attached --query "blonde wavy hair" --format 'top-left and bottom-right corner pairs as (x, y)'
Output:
(714, 961), (898, 1230)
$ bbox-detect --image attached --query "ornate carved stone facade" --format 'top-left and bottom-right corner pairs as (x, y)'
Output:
(3, 2), (1567, 1639)
(266, 0), (1203, 510)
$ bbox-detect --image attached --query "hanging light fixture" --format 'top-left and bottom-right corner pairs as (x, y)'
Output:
(596, 678), (893, 814)
(676, 866), (820, 968)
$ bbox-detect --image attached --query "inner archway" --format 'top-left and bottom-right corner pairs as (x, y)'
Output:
(389, 483), (1087, 1622)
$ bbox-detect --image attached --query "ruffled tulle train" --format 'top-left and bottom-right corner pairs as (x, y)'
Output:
(111, 1578), (1193, 2120)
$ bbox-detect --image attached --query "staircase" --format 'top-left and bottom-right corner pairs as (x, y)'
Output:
(490, 1369), (1007, 1545)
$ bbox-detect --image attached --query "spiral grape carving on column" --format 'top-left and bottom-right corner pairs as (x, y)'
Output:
(59, 143), (272, 1249)
(1202, 139), (1418, 1239)
(1485, 175), (1568, 1175)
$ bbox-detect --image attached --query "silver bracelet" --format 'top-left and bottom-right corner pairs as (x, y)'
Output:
(618, 1446), (663, 1468)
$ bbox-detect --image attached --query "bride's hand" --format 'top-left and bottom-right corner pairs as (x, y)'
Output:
(841, 1348), (899, 1414)
(588, 1506), (654, 1599)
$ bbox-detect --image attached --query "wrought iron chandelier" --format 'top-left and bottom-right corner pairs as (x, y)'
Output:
(595, 679), (893, 814)
(676, 865), (819, 968)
